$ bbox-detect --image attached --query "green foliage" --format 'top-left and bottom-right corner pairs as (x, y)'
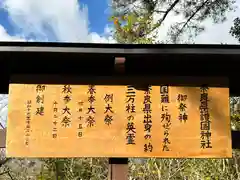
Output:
(232, 114), (240, 130)
(36, 158), (108, 180)
(128, 157), (240, 180)
(109, 12), (156, 43)
(0, 142), (240, 180)
(230, 17), (240, 42)
(110, 0), (235, 43)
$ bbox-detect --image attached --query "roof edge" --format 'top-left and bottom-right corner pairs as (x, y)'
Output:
(0, 42), (239, 55)
(0, 41), (239, 49)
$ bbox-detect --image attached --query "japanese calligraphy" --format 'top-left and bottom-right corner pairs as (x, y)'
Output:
(177, 94), (188, 123)
(200, 86), (212, 149)
(78, 101), (84, 112)
(62, 85), (72, 94)
(35, 84), (45, 116)
(86, 116), (95, 127)
(61, 85), (72, 127)
(104, 94), (114, 125)
(25, 100), (32, 146)
(161, 85), (171, 151)
(160, 85), (169, 103)
(143, 86), (153, 152)
(52, 101), (58, 138)
(77, 100), (84, 138)
(36, 85), (46, 93)
(86, 85), (96, 127)
(126, 122), (136, 144)
(8, 83), (231, 158)
(126, 85), (136, 145)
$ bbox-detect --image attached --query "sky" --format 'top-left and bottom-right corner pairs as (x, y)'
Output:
(0, 0), (239, 127)
(0, 0), (239, 44)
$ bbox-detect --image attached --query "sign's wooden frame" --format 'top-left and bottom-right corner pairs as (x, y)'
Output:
(0, 42), (240, 179)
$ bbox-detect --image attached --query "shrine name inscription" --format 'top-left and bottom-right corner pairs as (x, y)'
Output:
(6, 84), (231, 158)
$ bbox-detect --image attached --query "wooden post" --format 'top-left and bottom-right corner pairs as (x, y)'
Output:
(108, 158), (128, 180)
(108, 57), (128, 180)
(0, 129), (6, 148)
(114, 57), (125, 74)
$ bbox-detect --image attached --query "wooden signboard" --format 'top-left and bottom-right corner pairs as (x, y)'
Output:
(6, 84), (232, 158)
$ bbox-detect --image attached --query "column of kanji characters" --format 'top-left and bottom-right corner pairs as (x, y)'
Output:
(77, 100), (84, 137)
(143, 86), (153, 152)
(61, 85), (72, 127)
(52, 101), (58, 138)
(126, 85), (136, 145)
(177, 94), (188, 123)
(25, 100), (32, 146)
(200, 86), (212, 149)
(160, 86), (171, 151)
(86, 85), (96, 127)
(36, 85), (46, 116)
(104, 94), (114, 125)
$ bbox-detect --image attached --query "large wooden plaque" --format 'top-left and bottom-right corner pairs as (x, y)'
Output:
(6, 84), (231, 158)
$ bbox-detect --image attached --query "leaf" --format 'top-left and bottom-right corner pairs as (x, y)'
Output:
(108, 16), (115, 21)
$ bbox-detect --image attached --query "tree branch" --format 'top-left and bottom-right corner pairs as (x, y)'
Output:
(174, 0), (209, 40)
(0, 158), (11, 168)
(0, 171), (8, 176)
(7, 171), (14, 180)
(150, 0), (180, 33)
(0, 170), (14, 180)
(160, 0), (180, 24)
(0, 123), (4, 129)
(155, 10), (167, 13)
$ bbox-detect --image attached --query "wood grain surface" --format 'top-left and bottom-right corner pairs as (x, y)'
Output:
(6, 84), (231, 158)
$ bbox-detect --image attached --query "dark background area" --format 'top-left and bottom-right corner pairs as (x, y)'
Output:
(1, 42), (239, 96)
